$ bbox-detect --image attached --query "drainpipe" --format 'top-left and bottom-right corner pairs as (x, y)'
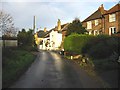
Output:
(104, 16), (105, 34)
(102, 15), (105, 34)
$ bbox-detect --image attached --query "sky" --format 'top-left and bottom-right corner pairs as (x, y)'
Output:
(0, 0), (119, 32)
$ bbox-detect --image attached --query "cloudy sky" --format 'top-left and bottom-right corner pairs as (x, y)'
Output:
(1, 0), (119, 32)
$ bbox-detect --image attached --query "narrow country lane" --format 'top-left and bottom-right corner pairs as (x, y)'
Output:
(10, 51), (103, 88)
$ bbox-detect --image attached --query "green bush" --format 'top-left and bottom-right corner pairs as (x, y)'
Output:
(82, 35), (119, 59)
(64, 34), (94, 54)
(2, 47), (36, 88)
(64, 34), (119, 59)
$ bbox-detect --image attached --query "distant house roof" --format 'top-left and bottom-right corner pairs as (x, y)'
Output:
(37, 30), (49, 38)
(48, 23), (70, 33)
(82, 9), (103, 22)
(61, 23), (69, 31)
(105, 3), (120, 14)
(38, 22), (69, 38)
(43, 30), (52, 38)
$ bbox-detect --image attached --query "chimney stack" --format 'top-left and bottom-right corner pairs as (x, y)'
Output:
(33, 16), (36, 33)
(99, 4), (105, 14)
(57, 19), (61, 31)
(44, 27), (47, 32)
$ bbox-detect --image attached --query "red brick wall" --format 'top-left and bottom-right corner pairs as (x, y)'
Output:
(82, 19), (102, 34)
(118, 11), (120, 32)
(104, 12), (119, 35)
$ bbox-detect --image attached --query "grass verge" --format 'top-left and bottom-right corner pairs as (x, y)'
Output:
(2, 47), (37, 88)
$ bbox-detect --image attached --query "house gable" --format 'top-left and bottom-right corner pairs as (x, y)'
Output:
(82, 9), (102, 23)
(105, 3), (120, 15)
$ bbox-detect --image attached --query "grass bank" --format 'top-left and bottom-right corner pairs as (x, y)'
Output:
(2, 47), (37, 88)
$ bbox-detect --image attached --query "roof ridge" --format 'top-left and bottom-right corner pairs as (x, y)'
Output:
(82, 9), (102, 22)
(105, 3), (120, 14)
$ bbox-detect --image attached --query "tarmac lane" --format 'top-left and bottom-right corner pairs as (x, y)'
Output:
(10, 51), (103, 88)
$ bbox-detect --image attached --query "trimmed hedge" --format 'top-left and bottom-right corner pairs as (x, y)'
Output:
(82, 35), (119, 59)
(64, 34), (94, 54)
(64, 34), (119, 59)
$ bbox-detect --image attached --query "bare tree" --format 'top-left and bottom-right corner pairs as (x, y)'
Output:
(0, 11), (18, 47)
(0, 10), (16, 37)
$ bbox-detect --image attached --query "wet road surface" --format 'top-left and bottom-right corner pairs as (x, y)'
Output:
(10, 51), (103, 88)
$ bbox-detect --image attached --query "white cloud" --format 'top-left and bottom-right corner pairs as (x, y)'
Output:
(1, 1), (118, 31)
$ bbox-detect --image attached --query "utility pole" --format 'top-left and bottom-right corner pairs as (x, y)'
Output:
(33, 16), (36, 34)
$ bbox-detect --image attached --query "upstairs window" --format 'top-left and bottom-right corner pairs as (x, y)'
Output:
(87, 21), (92, 29)
(95, 20), (99, 26)
(109, 14), (116, 22)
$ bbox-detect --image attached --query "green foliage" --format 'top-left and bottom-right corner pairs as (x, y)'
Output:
(66, 18), (87, 36)
(82, 35), (119, 59)
(2, 47), (35, 88)
(64, 34), (94, 54)
(17, 28), (34, 47)
(64, 34), (119, 59)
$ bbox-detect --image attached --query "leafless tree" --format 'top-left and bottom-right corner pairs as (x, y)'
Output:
(0, 10), (17, 37)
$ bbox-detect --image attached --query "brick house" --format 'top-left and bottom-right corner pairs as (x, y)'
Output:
(61, 23), (69, 40)
(82, 3), (120, 35)
(82, 4), (106, 35)
(103, 3), (120, 35)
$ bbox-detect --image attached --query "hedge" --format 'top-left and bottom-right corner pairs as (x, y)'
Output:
(64, 34), (119, 59)
(64, 34), (94, 54)
(82, 35), (119, 59)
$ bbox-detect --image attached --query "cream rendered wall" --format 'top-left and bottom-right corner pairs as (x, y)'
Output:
(50, 30), (62, 50)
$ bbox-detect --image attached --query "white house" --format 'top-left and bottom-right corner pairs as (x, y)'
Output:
(49, 30), (62, 50)
(38, 19), (64, 50)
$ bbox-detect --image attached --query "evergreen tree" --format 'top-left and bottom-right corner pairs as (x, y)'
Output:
(66, 18), (87, 36)
(17, 29), (34, 46)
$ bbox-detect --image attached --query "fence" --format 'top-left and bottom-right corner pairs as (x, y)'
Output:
(0, 40), (18, 47)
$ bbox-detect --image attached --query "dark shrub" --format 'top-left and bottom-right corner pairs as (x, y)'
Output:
(82, 35), (119, 59)
(87, 42), (113, 59)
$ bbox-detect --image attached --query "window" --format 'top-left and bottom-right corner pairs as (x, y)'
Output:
(109, 14), (116, 22)
(87, 21), (92, 29)
(95, 20), (99, 26)
(109, 27), (116, 35)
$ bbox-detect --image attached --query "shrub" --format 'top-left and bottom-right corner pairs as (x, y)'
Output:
(64, 34), (94, 54)
(64, 34), (119, 59)
(82, 35), (119, 59)
(87, 42), (113, 59)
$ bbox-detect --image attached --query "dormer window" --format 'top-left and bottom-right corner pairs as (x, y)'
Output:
(95, 20), (99, 26)
(109, 14), (116, 22)
(87, 21), (92, 29)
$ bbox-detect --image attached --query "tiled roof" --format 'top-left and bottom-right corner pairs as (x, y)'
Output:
(49, 23), (70, 33)
(43, 30), (52, 38)
(61, 23), (69, 31)
(82, 9), (102, 22)
(37, 30), (49, 38)
(105, 3), (120, 14)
